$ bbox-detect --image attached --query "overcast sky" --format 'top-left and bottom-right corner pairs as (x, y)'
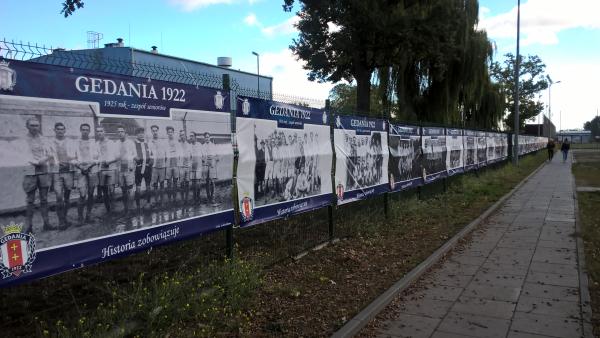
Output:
(2, 0), (599, 129)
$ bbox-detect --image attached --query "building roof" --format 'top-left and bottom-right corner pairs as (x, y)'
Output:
(557, 130), (591, 135)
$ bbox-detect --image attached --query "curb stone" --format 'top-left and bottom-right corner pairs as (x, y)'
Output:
(331, 159), (547, 338)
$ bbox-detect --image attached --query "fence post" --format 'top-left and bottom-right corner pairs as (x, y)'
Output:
(223, 73), (235, 259)
(326, 99), (336, 241)
(328, 205), (335, 241)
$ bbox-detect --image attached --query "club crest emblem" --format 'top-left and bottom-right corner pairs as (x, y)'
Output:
(0, 223), (36, 279)
(336, 184), (344, 201)
(322, 111), (328, 125)
(240, 195), (254, 222)
(0, 60), (17, 92)
(389, 173), (395, 190)
(214, 91), (225, 110)
(335, 115), (342, 128)
(382, 120), (386, 131)
(242, 98), (251, 116)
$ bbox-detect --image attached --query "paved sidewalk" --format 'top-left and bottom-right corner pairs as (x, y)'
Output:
(374, 156), (591, 338)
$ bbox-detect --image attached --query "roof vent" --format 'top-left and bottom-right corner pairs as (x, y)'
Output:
(217, 57), (232, 68)
(151, 46), (158, 54)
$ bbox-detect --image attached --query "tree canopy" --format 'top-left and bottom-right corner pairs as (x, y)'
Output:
(584, 115), (600, 140)
(61, 0), (84, 17)
(490, 53), (548, 131)
(287, 0), (507, 129)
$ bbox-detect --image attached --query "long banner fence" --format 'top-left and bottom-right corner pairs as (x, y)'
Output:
(0, 42), (547, 287)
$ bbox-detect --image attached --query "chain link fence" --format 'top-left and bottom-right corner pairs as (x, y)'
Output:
(0, 39), (538, 335)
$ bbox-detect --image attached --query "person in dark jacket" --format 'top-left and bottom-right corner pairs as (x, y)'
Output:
(546, 138), (555, 161)
(561, 138), (570, 162)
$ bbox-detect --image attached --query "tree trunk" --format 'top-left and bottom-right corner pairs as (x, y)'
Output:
(354, 61), (372, 115)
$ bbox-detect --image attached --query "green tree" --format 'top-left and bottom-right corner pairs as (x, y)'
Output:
(490, 53), (548, 131)
(328, 83), (384, 117)
(283, 0), (416, 115)
(390, 0), (504, 129)
(584, 115), (600, 139)
(61, 0), (84, 17)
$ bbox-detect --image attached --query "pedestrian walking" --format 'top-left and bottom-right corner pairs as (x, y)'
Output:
(546, 138), (555, 161)
(561, 138), (570, 162)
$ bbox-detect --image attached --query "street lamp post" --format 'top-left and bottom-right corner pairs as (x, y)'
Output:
(548, 78), (561, 126)
(513, 0), (521, 165)
(252, 51), (260, 97)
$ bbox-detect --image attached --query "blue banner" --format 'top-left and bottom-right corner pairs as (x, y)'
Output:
(235, 97), (333, 227)
(0, 60), (234, 287)
(1, 59), (228, 118)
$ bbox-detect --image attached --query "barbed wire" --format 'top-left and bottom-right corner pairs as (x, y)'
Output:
(0, 38), (224, 89)
(230, 81), (327, 109)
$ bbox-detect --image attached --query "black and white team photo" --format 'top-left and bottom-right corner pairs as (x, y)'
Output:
(340, 132), (385, 191)
(422, 136), (447, 175)
(465, 135), (476, 167)
(389, 135), (421, 183)
(252, 125), (324, 203)
(236, 116), (333, 209)
(0, 96), (233, 249)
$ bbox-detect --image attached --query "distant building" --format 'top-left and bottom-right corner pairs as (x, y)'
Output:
(34, 38), (272, 96)
(556, 130), (592, 143)
(524, 115), (556, 138)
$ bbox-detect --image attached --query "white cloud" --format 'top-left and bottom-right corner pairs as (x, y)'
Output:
(542, 62), (600, 130)
(169, 0), (233, 11)
(479, 0), (600, 46)
(244, 13), (259, 26)
(238, 48), (334, 104)
(261, 16), (299, 37)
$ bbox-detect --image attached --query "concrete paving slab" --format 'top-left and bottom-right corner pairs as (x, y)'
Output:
(395, 296), (454, 319)
(506, 330), (557, 338)
(437, 311), (511, 338)
(447, 254), (487, 266)
(537, 239), (576, 250)
(510, 312), (582, 337)
(529, 261), (578, 276)
(525, 271), (579, 288)
(430, 330), (476, 338)
(433, 261), (481, 276)
(410, 284), (464, 302)
(516, 295), (580, 318)
(463, 282), (522, 302)
(376, 313), (440, 338)
(428, 272), (474, 288)
(545, 215), (576, 222)
(480, 261), (530, 276)
(472, 270), (525, 288)
(532, 247), (576, 264)
(543, 220), (575, 227)
(521, 282), (579, 302)
(451, 296), (516, 319)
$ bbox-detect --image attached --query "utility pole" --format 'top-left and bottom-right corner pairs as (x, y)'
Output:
(513, 0), (521, 165)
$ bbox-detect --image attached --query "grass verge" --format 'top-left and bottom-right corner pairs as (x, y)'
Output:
(573, 154), (600, 336)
